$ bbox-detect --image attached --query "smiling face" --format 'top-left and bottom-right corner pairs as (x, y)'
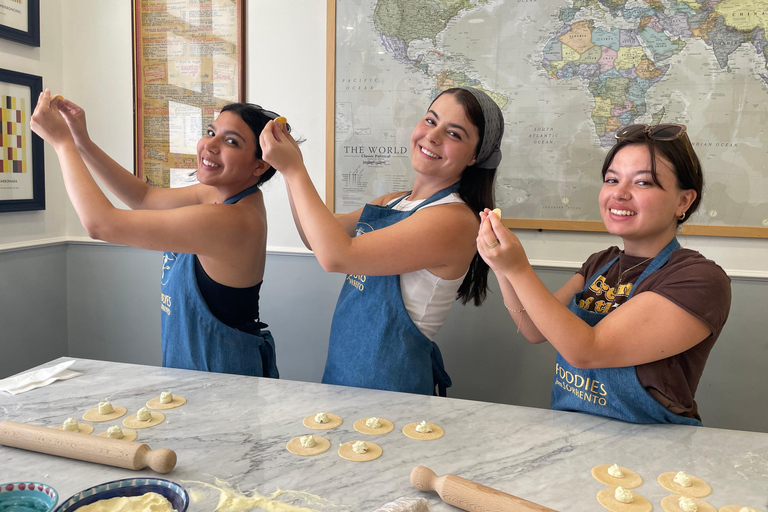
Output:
(410, 93), (480, 183)
(196, 111), (266, 193)
(599, 143), (696, 255)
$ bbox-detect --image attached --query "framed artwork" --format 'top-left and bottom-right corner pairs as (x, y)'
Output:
(0, 68), (45, 212)
(326, 0), (767, 238)
(0, 0), (40, 47)
(132, 0), (246, 188)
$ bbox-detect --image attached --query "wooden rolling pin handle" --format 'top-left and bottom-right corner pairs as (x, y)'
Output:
(0, 420), (176, 474)
(411, 466), (558, 512)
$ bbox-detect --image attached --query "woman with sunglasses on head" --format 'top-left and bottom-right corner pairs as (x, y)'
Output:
(477, 124), (731, 425)
(260, 87), (504, 396)
(31, 91), (282, 378)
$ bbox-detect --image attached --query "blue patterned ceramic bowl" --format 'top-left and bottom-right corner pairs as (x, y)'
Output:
(0, 481), (58, 512)
(53, 478), (188, 512)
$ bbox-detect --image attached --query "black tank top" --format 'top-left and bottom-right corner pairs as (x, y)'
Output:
(193, 255), (267, 334)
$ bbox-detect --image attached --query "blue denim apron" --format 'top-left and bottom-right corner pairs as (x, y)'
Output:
(550, 237), (700, 425)
(321, 184), (459, 396)
(160, 184), (278, 377)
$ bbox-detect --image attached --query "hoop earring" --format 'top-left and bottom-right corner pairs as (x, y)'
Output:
(679, 212), (686, 221)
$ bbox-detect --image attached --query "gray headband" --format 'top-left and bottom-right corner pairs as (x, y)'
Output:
(458, 86), (504, 169)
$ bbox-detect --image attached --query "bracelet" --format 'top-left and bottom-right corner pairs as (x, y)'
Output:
(503, 301), (525, 333)
(503, 300), (525, 313)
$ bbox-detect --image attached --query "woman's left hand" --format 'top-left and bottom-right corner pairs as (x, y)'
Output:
(30, 89), (75, 150)
(476, 209), (529, 274)
(259, 119), (304, 176)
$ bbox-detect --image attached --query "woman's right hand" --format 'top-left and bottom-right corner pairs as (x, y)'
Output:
(57, 98), (91, 148)
(259, 119), (305, 176)
(476, 209), (530, 275)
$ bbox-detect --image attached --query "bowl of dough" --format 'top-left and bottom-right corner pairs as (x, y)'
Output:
(0, 481), (59, 512)
(53, 478), (188, 512)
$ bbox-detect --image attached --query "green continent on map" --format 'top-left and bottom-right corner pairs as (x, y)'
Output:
(373, 0), (477, 47)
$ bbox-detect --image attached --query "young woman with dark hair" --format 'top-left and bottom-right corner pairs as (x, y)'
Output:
(261, 87), (505, 395)
(477, 124), (731, 425)
(31, 92), (283, 378)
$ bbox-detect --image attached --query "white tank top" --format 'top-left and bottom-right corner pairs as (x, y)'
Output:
(387, 192), (469, 341)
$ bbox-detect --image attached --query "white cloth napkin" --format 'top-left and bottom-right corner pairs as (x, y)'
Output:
(0, 360), (82, 395)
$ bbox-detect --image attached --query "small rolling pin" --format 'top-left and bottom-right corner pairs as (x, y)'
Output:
(411, 466), (558, 512)
(0, 420), (176, 473)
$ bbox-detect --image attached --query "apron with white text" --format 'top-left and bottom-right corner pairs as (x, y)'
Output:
(550, 237), (701, 425)
(160, 184), (278, 377)
(321, 184), (459, 395)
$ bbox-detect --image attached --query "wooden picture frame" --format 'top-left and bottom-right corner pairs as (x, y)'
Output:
(0, 0), (40, 47)
(132, 0), (246, 188)
(326, 0), (766, 239)
(0, 68), (45, 212)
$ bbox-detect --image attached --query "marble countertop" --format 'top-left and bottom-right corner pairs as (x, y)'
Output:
(1, 358), (767, 512)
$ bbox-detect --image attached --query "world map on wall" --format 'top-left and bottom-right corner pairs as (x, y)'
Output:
(334, 0), (768, 229)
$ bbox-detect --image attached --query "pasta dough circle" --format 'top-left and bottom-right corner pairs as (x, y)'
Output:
(338, 440), (382, 462)
(353, 417), (394, 435)
(146, 395), (187, 410)
(83, 405), (127, 422)
(285, 435), (331, 456)
(596, 487), (652, 512)
(97, 427), (138, 442)
(658, 472), (712, 497)
(123, 410), (165, 429)
(718, 506), (766, 512)
(402, 422), (444, 441)
(660, 495), (717, 512)
(591, 464), (643, 488)
(302, 413), (343, 430)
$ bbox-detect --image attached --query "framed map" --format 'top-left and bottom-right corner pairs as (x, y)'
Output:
(327, 0), (768, 238)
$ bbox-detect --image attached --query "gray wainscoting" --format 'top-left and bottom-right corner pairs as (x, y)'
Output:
(1, 244), (766, 433)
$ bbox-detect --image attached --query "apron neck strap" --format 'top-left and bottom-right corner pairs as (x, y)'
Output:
(224, 184), (260, 205)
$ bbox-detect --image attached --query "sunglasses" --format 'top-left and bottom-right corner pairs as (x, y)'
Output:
(615, 123), (687, 141)
(615, 123), (696, 171)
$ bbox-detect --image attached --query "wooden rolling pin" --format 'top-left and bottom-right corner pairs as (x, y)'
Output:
(411, 466), (558, 512)
(0, 420), (176, 473)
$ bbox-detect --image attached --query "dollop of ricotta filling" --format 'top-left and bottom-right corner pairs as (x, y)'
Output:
(607, 464), (624, 478)
(415, 421), (432, 433)
(614, 487), (634, 504)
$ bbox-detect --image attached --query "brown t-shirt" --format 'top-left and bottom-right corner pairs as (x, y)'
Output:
(576, 246), (731, 421)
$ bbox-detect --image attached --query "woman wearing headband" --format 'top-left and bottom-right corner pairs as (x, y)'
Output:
(477, 124), (731, 425)
(31, 91), (281, 378)
(261, 87), (504, 395)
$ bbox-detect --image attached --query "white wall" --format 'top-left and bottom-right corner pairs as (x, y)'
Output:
(0, 0), (67, 247)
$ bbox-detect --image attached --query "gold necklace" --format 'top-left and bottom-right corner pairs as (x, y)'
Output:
(615, 255), (653, 289)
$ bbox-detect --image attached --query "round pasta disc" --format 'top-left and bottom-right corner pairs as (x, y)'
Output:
(146, 395), (186, 410)
(82, 405), (127, 422)
(285, 435), (331, 456)
(591, 464), (643, 488)
(719, 506), (765, 512)
(122, 411), (165, 429)
(657, 472), (712, 497)
(338, 440), (382, 462)
(302, 413), (342, 430)
(660, 495), (717, 512)
(596, 487), (652, 512)
(402, 422), (444, 440)
(353, 417), (394, 435)
(97, 428), (138, 442)
(56, 423), (93, 435)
